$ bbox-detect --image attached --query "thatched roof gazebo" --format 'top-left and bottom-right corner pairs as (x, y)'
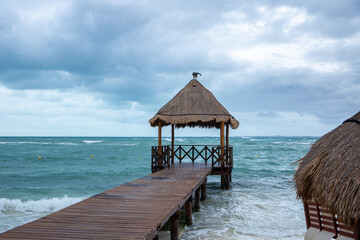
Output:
(149, 72), (239, 189)
(149, 73), (239, 129)
(294, 111), (360, 240)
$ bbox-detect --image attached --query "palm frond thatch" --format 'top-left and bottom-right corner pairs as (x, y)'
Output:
(294, 111), (360, 227)
(149, 79), (239, 129)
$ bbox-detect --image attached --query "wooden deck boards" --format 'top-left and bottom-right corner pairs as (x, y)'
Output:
(0, 163), (212, 240)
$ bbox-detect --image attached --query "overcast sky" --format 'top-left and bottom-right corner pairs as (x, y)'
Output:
(0, 0), (359, 137)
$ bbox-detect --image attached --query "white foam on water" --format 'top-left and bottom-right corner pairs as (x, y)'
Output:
(0, 195), (83, 214)
(287, 141), (313, 145)
(83, 140), (103, 144)
(180, 189), (306, 240)
(163, 138), (185, 142)
(0, 195), (85, 233)
(0, 142), (50, 145)
(57, 142), (78, 145)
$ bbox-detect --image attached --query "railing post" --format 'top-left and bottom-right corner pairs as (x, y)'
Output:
(316, 202), (322, 230)
(332, 213), (338, 238)
(151, 147), (154, 171)
(211, 147), (214, 167)
(171, 124), (175, 166)
(205, 146), (208, 164)
(191, 146), (194, 162)
(303, 201), (310, 229)
(230, 147), (233, 182)
(167, 146), (170, 167)
(355, 225), (360, 240)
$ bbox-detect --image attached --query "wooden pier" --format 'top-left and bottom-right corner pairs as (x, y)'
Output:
(0, 163), (211, 240)
(1, 73), (240, 239)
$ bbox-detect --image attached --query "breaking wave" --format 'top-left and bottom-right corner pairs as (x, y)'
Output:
(0, 196), (84, 214)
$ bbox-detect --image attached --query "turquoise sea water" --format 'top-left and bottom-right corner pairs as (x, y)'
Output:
(0, 137), (317, 239)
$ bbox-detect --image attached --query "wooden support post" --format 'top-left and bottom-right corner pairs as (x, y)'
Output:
(221, 175), (225, 189)
(225, 123), (231, 189)
(220, 122), (225, 157)
(220, 122), (225, 189)
(158, 122), (162, 167)
(195, 188), (200, 212)
(185, 196), (192, 225)
(170, 210), (179, 240)
(158, 122), (162, 152)
(171, 124), (175, 166)
(200, 178), (207, 200)
(226, 123), (229, 152)
(224, 175), (230, 189)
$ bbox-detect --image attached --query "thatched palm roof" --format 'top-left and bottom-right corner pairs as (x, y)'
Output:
(149, 78), (239, 129)
(294, 111), (360, 227)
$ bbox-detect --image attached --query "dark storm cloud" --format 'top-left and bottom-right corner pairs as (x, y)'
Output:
(0, 1), (147, 73)
(0, 0), (243, 104)
(216, 65), (359, 124)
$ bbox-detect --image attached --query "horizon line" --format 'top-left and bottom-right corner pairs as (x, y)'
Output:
(0, 135), (320, 138)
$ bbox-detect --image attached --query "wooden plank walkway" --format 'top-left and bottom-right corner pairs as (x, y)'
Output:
(0, 163), (212, 240)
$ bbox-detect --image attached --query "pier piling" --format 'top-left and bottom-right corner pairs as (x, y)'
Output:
(201, 179), (207, 200)
(195, 188), (200, 212)
(170, 210), (179, 240)
(185, 195), (193, 225)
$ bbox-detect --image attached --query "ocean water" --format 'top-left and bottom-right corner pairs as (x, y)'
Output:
(0, 136), (317, 239)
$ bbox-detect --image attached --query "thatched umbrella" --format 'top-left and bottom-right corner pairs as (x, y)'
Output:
(149, 73), (239, 188)
(294, 111), (360, 232)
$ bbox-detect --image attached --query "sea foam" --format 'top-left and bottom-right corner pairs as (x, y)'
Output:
(83, 140), (103, 144)
(57, 142), (78, 145)
(0, 195), (84, 214)
(0, 142), (50, 145)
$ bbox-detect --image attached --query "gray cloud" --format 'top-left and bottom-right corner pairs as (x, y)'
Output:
(0, 0), (359, 135)
(257, 111), (281, 119)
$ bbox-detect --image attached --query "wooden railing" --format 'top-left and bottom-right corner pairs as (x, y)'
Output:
(151, 145), (233, 172)
(151, 145), (171, 173)
(304, 201), (359, 239)
(211, 146), (233, 168)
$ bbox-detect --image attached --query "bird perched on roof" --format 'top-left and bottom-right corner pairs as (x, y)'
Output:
(192, 72), (201, 79)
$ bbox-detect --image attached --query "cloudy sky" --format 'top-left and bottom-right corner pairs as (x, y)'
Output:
(0, 0), (359, 137)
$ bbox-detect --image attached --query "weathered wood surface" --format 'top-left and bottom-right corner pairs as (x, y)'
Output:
(0, 163), (212, 240)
